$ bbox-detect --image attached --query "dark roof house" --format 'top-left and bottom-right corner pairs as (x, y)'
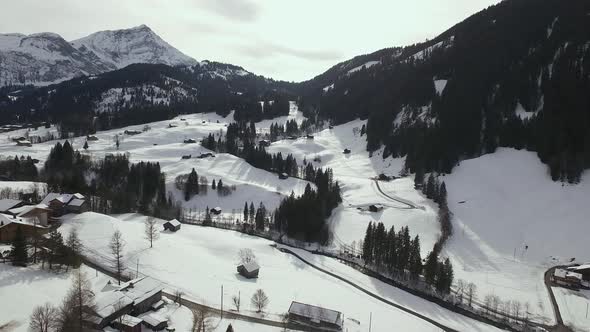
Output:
(288, 301), (343, 330)
(163, 219), (181, 232)
(237, 261), (260, 279)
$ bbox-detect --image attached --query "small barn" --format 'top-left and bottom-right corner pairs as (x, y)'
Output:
(163, 219), (181, 232)
(553, 268), (583, 288)
(198, 152), (215, 159)
(288, 301), (343, 330)
(87, 135), (99, 141)
(259, 140), (271, 147)
(139, 312), (168, 331)
(343, 149), (351, 154)
(306, 134), (314, 139)
(183, 138), (196, 144)
(211, 207), (222, 215)
(567, 264), (590, 282)
(16, 140), (32, 147)
(237, 261), (260, 279)
(369, 204), (384, 213)
(279, 173), (289, 180)
(181, 155), (192, 159)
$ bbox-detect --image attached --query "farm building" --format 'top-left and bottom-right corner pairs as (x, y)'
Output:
(113, 315), (142, 332)
(198, 152), (215, 159)
(567, 264), (590, 286)
(259, 140), (271, 147)
(85, 276), (165, 330)
(8, 204), (52, 226)
(163, 219), (181, 232)
(279, 173), (289, 180)
(87, 135), (99, 141)
(343, 149), (351, 154)
(211, 207), (222, 215)
(124, 130), (142, 135)
(237, 261), (260, 279)
(288, 301), (343, 330)
(40, 193), (87, 218)
(139, 312), (168, 331)
(553, 268), (583, 288)
(183, 138), (196, 144)
(306, 134), (314, 139)
(369, 204), (384, 212)
(0, 214), (49, 243)
(16, 140), (32, 147)
(0, 199), (25, 214)
(181, 155), (192, 160)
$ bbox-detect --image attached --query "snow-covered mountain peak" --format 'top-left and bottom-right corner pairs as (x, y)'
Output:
(71, 25), (198, 69)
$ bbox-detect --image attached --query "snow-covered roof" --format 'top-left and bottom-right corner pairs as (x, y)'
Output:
(94, 276), (163, 319)
(0, 213), (48, 229)
(119, 314), (142, 327)
(0, 199), (22, 212)
(166, 219), (181, 227)
(41, 193), (85, 206)
(212, 207), (222, 212)
(241, 261), (260, 273)
(138, 312), (167, 327)
(568, 264), (590, 271)
(10, 204), (51, 217)
(68, 198), (85, 207)
(554, 269), (567, 278)
(288, 301), (343, 327)
(555, 268), (583, 281)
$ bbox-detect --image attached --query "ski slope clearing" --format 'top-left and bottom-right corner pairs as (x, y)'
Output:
(266, 120), (440, 257)
(443, 148), (590, 324)
(60, 212), (503, 332)
(552, 287), (590, 331)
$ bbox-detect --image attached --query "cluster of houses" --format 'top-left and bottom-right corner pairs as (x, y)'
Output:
(553, 264), (590, 289)
(0, 192), (88, 242)
(86, 276), (170, 331)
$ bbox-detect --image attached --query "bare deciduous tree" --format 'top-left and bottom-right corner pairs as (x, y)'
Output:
(174, 289), (184, 304)
(144, 217), (159, 248)
(191, 306), (211, 332)
(251, 289), (269, 313)
(232, 294), (241, 312)
(29, 303), (59, 332)
(58, 270), (95, 332)
(237, 248), (256, 265)
(109, 230), (125, 285)
(466, 282), (477, 307)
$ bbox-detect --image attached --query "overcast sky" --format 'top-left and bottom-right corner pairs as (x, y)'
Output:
(0, 0), (501, 82)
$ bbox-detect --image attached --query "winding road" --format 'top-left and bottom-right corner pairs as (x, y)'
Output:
(544, 266), (573, 332)
(373, 179), (424, 210)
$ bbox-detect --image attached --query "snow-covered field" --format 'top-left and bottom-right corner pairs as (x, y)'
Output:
(59, 212), (502, 332)
(0, 264), (109, 331)
(443, 148), (590, 324)
(552, 287), (590, 331)
(266, 120), (440, 258)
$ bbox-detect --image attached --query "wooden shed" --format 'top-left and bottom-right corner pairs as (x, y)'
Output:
(237, 261), (260, 279)
(163, 219), (181, 232)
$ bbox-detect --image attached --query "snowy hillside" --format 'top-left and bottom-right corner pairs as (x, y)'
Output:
(71, 25), (197, 69)
(0, 25), (196, 86)
(442, 148), (590, 325)
(0, 32), (112, 86)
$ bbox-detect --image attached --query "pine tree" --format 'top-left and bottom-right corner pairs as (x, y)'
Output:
(83, 141), (88, 150)
(249, 202), (255, 222)
(424, 250), (439, 285)
(212, 179), (217, 190)
(217, 179), (223, 192)
(435, 258), (454, 294)
(426, 174), (436, 199)
(362, 222), (374, 264)
(10, 226), (28, 266)
(414, 167), (424, 189)
(243, 202), (249, 222)
(408, 235), (422, 280)
(439, 182), (448, 208)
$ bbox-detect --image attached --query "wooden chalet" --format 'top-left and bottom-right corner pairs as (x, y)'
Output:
(41, 193), (87, 218)
(163, 219), (181, 232)
(288, 301), (343, 330)
(237, 261), (260, 279)
(0, 214), (49, 243)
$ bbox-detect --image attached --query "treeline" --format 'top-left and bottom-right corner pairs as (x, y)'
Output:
(361, 222), (454, 295)
(414, 172), (452, 247)
(176, 168), (235, 201)
(243, 202), (269, 231)
(43, 141), (179, 218)
(0, 155), (38, 181)
(299, 0), (590, 183)
(274, 173), (342, 243)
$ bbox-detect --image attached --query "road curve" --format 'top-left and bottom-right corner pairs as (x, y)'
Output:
(374, 179), (423, 209)
(277, 246), (460, 332)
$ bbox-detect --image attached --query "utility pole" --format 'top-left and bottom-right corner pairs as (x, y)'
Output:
(136, 259), (139, 279)
(586, 302), (588, 318)
(369, 312), (372, 332)
(221, 285), (224, 319)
